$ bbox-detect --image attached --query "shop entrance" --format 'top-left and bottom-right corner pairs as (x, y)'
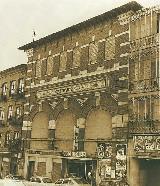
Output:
(140, 159), (160, 186)
(27, 161), (35, 180)
(68, 160), (96, 185)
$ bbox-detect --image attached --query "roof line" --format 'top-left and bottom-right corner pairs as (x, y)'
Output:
(18, 1), (142, 51)
(0, 64), (27, 76)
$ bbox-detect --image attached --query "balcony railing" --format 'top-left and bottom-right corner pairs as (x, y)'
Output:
(128, 117), (160, 134)
(130, 34), (159, 51)
(8, 138), (21, 152)
(0, 95), (7, 102)
(129, 78), (160, 93)
(8, 116), (23, 125)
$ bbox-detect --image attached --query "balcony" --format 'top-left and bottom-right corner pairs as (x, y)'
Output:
(128, 116), (160, 134)
(10, 92), (25, 100)
(0, 95), (7, 102)
(129, 78), (159, 93)
(0, 120), (5, 126)
(8, 138), (21, 152)
(130, 34), (159, 51)
(8, 116), (23, 126)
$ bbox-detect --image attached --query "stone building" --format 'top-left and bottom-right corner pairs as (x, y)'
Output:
(18, 1), (142, 184)
(0, 64), (27, 177)
(128, 6), (160, 186)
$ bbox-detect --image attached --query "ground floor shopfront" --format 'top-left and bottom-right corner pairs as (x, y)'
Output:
(23, 140), (127, 185)
(24, 151), (96, 182)
(0, 151), (23, 178)
(128, 135), (160, 186)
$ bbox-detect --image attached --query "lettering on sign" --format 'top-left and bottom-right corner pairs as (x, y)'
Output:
(62, 151), (86, 158)
(37, 79), (106, 99)
(134, 136), (160, 152)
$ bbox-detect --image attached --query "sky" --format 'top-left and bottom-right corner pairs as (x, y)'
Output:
(0, 0), (159, 71)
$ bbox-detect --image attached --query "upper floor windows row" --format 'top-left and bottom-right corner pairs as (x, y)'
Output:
(34, 36), (116, 77)
(0, 105), (22, 121)
(1, 78), (24, 97)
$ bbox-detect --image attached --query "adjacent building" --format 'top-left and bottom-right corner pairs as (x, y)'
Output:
(0, 64), (27, 177)
(128, 6), (160, 186)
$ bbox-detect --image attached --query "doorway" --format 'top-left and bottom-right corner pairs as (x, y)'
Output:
(27, 161), (35, 180)
(140, 159), (160, 186)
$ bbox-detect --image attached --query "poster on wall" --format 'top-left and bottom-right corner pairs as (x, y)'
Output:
(116, 144), (127, 179)
(97, 143), (105, 159)
(105, 143), (112, 158)
(99, 159), (111, 179)
(97, 143), (112, 159)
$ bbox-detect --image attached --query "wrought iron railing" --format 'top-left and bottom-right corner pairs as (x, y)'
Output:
(130, 34), (159, 51)
(129, 78), (160, 93)
(128, 118), (160, 134)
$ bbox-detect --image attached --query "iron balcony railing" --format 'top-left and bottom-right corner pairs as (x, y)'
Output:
(128, 116), (160, 134)
(130, 33), (159, 51)
(129, 78), (160, 93)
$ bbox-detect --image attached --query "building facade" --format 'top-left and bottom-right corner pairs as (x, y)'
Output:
(128, 6), (160, 186)
(18, 2), (141, 185)
(0, 64), (27, 177)
(17, 1), (160, 186)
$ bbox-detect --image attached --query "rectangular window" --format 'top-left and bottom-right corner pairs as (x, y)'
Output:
(80, 46), (89, 69)
(8, 105), (13, 119)
(14, 132), (19, 139)
(2, 83), (7, 96)
(41, 59), (47, 76)
(10, 80), (16, 95)
(59, 51), (67, 71)
(97, 41), (105, 63)
(89, 42), (98, 64)
(73, 47), (81, 68)
(5, 133), (10, 145)
(35, 60), (41, 77)
(16, 107), (21, 119)
(105, 36), (115, 60)
(0, 110), (4, 120)
(47, 56), (53, 75)
(18, 78), (24, 94)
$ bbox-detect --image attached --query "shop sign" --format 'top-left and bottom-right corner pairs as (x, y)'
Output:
(134, 136), (160, 152)
(37, 79), (106, 98)
(62, 151), (86, 158)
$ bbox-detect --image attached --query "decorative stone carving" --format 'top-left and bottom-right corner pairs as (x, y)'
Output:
(131, 6), (160, 22)
(37, 79), (106, 99)
(48, 120), (56, 129)
(48, 101), (58, 110)
(22, 121), (32, 130)
(26, 48), (33, 58)
(77, 98), (88, 106)
(118, 11), (133, 25)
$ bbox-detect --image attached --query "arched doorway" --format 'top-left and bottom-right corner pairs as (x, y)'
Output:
(84, 109), (112, 156)
(30, 112), (49, 150)
(55, 110), (76, 151)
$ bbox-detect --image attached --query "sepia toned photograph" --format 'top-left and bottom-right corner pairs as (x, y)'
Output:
(0, 0), (159, 185)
